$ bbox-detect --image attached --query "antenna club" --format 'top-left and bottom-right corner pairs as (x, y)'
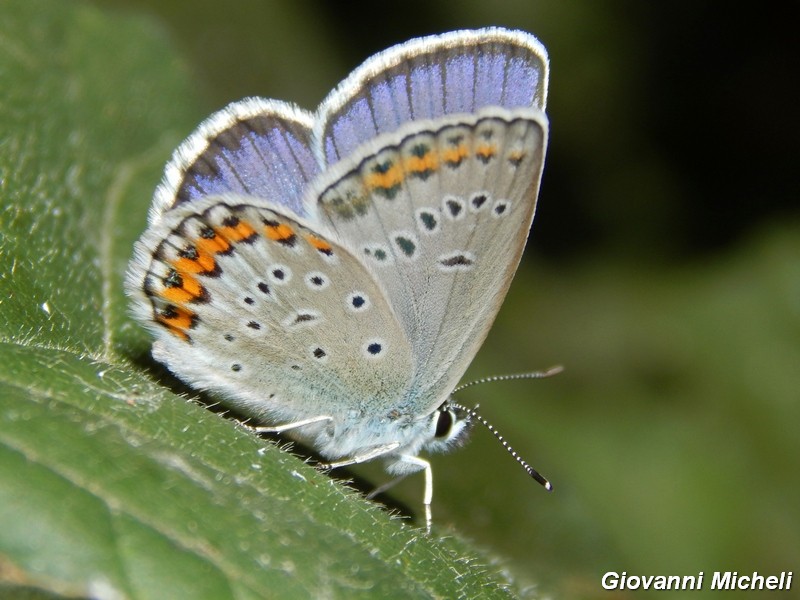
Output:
(449, 401), (552, 492)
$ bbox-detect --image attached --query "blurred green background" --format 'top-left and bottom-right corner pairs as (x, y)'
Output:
(74, 0), (800, 597)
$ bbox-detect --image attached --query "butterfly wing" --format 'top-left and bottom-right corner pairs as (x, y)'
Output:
(312, 30), (549, 411)
(127, 194), (414, 429)
(129, 28), (549, 454)
(315, 28), (548, 165)
(310, 107), (547, 411)
(150, 99), (319, 223)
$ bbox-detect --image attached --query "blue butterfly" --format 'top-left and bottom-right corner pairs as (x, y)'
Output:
(128, 28), (550, 529)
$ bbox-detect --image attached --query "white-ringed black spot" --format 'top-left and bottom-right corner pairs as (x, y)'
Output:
(363, 339), (386, 359)
(438, 251), (476, 272)
(257, 281), (270, 295)
(492, 200), (510, 217)
(416, 208), (439, 233)
(392, 232), (418, 259)
(283, 310), (321, 328)
(443, 196), (465, 220)
(347, 292), (370, 311)
(247, 321), (261, 330)
(305, 271), (329, 290)
(268, 264), (291, 284)
(470, 193), (489, 211)
(363, 244), (392, 264)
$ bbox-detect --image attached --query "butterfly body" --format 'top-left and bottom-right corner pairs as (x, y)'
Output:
(127, 28), (549, 524)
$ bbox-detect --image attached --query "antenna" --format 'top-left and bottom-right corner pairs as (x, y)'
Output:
(453, 365), (563, 394)
(450, 365), (563, 491)
(450, 401), (553, 490)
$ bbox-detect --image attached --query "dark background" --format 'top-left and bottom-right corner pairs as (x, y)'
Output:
(91, 1), (800, 597)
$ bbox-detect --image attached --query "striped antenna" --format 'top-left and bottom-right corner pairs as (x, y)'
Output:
(450, 365), (562, 490)
(453, 365), (563, 394)
(450, 401), (553, 490)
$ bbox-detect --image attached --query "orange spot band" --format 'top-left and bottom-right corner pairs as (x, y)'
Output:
(306, 234), (332, 253)
(159, 306), (194, 329)
(442, 145), (468, 164)
(265, 222), (295, 242)
(476, 144), (497, 159)
(196, 233), (231, 255)
(220, 220), (256, 242)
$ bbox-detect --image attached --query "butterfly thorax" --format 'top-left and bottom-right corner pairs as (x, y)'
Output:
(282, 398), (472, 467)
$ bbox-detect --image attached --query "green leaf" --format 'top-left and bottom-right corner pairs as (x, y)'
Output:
(0, 2), (521, 598)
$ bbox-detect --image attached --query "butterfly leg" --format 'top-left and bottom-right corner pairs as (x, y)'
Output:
(391, 455), (433, 533)
(320, 442), (402, 470)
(249, 415), (332, 434)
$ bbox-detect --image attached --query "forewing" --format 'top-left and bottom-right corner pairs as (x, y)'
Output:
(311, 107), (547, 409)
(315, 28), (548, 165)
(127, 195), (414, 425)
(150, 99), (320, 224)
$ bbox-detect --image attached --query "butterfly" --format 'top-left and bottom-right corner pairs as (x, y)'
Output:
(127, 27), (550, 530)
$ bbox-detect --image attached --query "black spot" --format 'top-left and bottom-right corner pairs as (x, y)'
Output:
(291, 365), (301, 371)
(177, 244), (221, 277)
(446, 199), (462, 217)
(494, 203), (508, 215)
(222, 216), (240, 227)
(410, 143), (430, 157)
(178, 246), (198, 259)
(244, 296), (254, 305)
(351, 295), (365, 309)
(224, 334), (234, 341)
(471, 194), (488, 209)
(365, 247), (388, 261)
(272, 268), (285, 280)
(394, 235), (416, 257)
(440, 254), (474, 267)
(231, 364), (242, 372)
(419, 211), (437, 231)
(367, 342), (382, 355)
(375, 184), (401, 200)
(372, 159), (393, 174)
(257, 281), (270, 295)
(163, 269), (182, 288)
(293, 313), (315, 324)
(310, 275), (324, 286)
(247, 321), (261, 330)
(313, 348), (326, 359)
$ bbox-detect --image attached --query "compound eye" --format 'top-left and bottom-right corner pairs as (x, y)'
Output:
(434, 409), (454, 438)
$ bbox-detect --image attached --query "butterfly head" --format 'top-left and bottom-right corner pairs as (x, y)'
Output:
(421, 401), (475, 454)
